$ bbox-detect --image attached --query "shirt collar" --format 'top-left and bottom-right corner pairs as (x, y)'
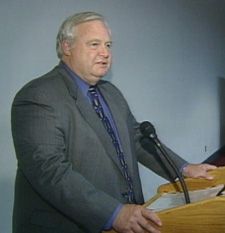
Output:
(60, 61), (90, 97)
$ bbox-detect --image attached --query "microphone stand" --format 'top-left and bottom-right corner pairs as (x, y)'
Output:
(150, 135), (190, 204)
(140, 121), (191, 204)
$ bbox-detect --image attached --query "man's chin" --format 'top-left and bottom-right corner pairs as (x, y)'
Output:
(94, 71), (109, 79)
(95, 65), (110, 74)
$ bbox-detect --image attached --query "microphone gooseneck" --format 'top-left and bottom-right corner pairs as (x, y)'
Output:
(140, 121), (190, 204)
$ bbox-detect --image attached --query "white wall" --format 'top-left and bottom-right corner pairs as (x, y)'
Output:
(1, 0), (225, 232)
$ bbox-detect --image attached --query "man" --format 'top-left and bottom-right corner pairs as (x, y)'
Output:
(11, 12), (216, 233)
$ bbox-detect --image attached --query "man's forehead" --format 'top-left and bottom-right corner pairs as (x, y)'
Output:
(75, 20), (112, 39)
(76, 20), (110, 33)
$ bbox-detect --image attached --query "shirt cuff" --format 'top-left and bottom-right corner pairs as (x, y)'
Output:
(180, 162), (189, 174)
(103, 204), (123, 230)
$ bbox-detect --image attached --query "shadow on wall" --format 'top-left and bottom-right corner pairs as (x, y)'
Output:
(0, 177), (14, 233)
(219, 77), (225, 146)
(204, 77), (225, 165)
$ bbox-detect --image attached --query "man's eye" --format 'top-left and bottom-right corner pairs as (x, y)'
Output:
(106, 43), (112, 49)
(90, 42), (99, 48)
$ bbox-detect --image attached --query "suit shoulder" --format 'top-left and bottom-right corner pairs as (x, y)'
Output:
(100, 80), (125, 99)
(13, 66), (68, 103)
(16, 66), (61, 92)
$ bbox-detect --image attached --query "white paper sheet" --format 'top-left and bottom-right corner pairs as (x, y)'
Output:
(147, 184), (224, 212)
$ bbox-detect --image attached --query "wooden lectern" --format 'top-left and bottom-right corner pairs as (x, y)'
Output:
(103, 166), (225, 233)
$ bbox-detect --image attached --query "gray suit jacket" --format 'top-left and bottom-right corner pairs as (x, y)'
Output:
(11, 64), (186, 233)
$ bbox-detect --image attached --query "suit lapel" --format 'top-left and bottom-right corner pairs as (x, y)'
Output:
(99, 84), (135, 176)
(76, 90), (121, 166)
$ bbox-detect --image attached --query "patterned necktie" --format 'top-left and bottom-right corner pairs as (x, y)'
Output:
(88, 85), (135, 203)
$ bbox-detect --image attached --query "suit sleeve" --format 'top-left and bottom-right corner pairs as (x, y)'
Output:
(11, 85), (120, 233)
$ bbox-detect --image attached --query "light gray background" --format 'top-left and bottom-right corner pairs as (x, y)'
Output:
(1, 0), (225, 232)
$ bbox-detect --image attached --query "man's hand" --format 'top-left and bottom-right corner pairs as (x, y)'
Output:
(112, 204), (162, 233)
(182, 163), (217, 180)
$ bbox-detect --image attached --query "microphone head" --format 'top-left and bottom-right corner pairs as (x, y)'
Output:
(140, 121), (156, 138)
(140, 137), (157, 154)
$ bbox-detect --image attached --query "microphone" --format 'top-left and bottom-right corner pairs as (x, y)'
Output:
(140, 121), (190, 204)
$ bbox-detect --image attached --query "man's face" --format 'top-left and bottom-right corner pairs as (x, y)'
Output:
(62, 20), (112, 85)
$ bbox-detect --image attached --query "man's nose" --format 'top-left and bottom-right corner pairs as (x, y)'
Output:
(99, 45), (110, 57)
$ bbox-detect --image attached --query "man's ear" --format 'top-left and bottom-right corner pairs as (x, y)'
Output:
(61, 41), (71, 56)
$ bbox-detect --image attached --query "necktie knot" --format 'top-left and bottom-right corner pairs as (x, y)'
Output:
(88, 85), (97, 94)
(88, 85), (103, 116)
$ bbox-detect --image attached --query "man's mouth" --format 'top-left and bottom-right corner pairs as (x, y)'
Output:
(96, 61), (108, 65)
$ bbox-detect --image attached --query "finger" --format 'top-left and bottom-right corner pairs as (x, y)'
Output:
(130, 222), (146, 233)
(137, 216), (161, 233)
(201, 164), (217, 179)
(202, 164), (217, 171)
(141, 208), (162, 227)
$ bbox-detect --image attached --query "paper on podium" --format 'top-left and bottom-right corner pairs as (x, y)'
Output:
(147, 184), (224, 212)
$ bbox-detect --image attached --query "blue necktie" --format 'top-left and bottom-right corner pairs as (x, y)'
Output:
(88, 85), (135, 203)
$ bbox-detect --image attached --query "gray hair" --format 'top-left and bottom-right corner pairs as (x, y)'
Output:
(56, 12), (107, 59)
